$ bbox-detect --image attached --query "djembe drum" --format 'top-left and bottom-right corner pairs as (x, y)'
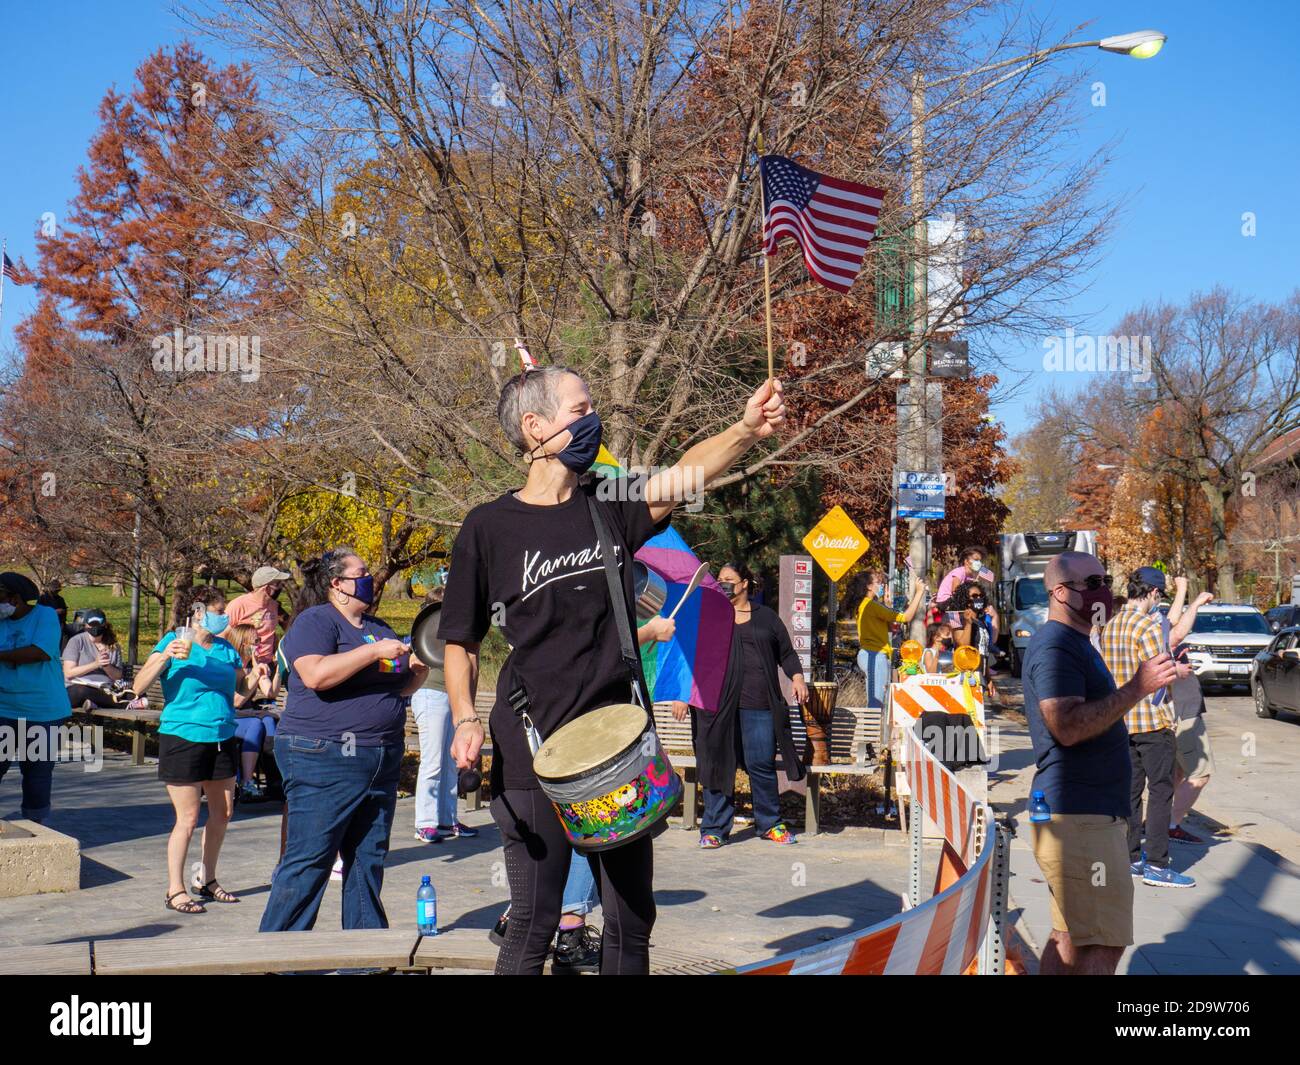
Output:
(803, 681), (838, 765)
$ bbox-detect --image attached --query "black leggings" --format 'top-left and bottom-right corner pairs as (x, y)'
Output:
(491, 788), (656, 975)
(67, 683), (121, 709)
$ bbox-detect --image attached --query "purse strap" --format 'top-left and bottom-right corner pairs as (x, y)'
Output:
(586, 492), (647, 711)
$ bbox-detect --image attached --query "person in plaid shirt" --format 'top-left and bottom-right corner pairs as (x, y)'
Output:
(1101, 567), (1196, 889)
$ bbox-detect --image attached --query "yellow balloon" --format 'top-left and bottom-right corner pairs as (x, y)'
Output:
(953, 645), (981, 673)
(900, 639), (923, 663)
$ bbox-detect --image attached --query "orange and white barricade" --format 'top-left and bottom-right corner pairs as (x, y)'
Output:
(724, 718), (1011, 976)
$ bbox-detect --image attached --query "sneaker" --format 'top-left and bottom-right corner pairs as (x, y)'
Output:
(126, 697), (149, 710)
(437, 821), (479, 839)
(1130, 860), (1145, 877)
(414, 827), (444, 844)
(551, 924), (602, 975)
(239, 780), (264, 802)
(1142, 864), (1196, 889)
(699, 834), (723, 849)
(1168, 825), (1204, 845)
(330, 857), (344, 881)
(489, 910), (510, 947)
(761, 823), (797, 845)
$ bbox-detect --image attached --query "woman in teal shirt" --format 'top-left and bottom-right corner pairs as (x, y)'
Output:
(134, 585), (251, 915)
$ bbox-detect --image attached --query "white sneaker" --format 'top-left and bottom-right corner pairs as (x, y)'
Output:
(330, 857), (344, 881)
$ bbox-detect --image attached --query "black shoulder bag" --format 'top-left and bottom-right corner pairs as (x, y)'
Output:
(586, 493), (648, 711)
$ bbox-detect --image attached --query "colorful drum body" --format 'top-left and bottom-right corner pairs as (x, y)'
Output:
(533, 703), (682, 852)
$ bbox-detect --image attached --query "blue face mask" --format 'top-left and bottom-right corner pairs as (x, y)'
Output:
(534, 411), (603, 473)
(204, 612), (229, 635)
(345, 574), (375, 606)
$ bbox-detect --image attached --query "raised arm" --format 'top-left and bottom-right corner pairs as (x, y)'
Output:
(1039, 654), (1176, 747)
(1169, 591), (1213, 648)
(643, 379), (786, 523)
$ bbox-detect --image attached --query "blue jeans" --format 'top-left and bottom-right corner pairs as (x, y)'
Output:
(561, 848), (599, 917)
(0, 717), (70, 823)
(259, 734), (403, 932)
(857, 649), (890, 709)
(701, 707), (781, 837)
(411, 688), (457, 830)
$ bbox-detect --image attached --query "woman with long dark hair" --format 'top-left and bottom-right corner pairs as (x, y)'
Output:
(62, 610), (125, 708)
(258, 546), (429, 932)
(691, 562), (808, 848)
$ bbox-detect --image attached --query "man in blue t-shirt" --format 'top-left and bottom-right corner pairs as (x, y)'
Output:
(1022, 551), (1175, 975)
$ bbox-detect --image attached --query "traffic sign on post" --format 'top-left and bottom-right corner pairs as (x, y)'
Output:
(897, 471), (946, 521)
(801, 505), (870, 582)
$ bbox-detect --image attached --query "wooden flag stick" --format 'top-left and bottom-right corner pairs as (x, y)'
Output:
(756, 132), (775, 384)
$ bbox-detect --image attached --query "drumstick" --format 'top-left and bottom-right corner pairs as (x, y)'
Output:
(666, 563), (710, 622)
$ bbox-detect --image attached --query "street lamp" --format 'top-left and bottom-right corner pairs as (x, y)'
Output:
(896, 29), (1166, 635)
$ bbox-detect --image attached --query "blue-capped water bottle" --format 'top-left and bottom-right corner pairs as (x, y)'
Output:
(417, 874), (438, 935)
(1028, 790), (1052, 824)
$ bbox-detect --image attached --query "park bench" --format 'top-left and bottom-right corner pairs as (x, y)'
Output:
(0, 941), (93, 976)
(652, 701), (884, 835)
(404, 688), (496, 810)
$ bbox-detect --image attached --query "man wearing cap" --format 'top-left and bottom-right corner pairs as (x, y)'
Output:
(0, 572), (72, 822)
(1101, 567), (1196, 889)
(227, 567), (293, 669)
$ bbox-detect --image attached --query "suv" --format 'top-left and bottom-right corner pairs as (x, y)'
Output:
(1172, 603), (1274, 692)
(1265, 603), (1300, 634)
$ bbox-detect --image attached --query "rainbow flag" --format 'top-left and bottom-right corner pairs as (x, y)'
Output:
(592, 447), (733, 711)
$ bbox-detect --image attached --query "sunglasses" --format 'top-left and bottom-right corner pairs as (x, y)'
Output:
(1061, 574), (1112, 591)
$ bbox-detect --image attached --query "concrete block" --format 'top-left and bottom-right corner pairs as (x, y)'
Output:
(0, 820), (79, 898)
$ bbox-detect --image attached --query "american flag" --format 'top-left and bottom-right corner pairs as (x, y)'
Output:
(2, 253), (29, 285)
(760, 155), (885, 293)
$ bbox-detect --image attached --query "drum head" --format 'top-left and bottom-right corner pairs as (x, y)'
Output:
(534, 703), (648, 781)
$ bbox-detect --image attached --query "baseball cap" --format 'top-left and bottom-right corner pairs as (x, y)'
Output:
(251, 566), (292, 589)
(84, 609), (107, 625)
(0, 572), (41, 603)
(1134, 566), (1167, 592)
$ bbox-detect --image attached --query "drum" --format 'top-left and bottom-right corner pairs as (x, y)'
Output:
(802, 681), (838, 765)
(533, 703), (682, 852)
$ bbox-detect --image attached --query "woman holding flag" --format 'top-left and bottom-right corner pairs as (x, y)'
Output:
(441, 363), (786, 975)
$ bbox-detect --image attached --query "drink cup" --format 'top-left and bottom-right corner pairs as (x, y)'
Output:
(174, 627), (194, 659)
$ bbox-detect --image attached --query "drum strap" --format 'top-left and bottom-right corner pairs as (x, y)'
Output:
(586, 493), (648, 711)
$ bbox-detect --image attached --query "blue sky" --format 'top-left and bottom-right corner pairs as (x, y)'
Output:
(2, 1), (1297, 438)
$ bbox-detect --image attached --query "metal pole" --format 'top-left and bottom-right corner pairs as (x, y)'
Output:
(887, 482), (899, 603)
(908, 780), (923, 907)
(128, 510), (141, 670)
(907, 72), (930, 642)
(825, 577), (837, 680)
(979, 822), (1011, 974)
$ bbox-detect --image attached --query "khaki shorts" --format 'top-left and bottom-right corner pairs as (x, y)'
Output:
(1031, 814), (1134, 948)
(1175, 714), (1214, 781)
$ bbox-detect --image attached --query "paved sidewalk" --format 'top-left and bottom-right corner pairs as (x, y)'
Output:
(988, 705), (1300, 975)
(0, 751), (911, 968)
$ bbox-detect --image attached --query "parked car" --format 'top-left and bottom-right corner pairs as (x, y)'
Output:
(1265, 603), (1300, 634)
(1168, 603), (1274, 693)
(1252, 626), (1300, 718)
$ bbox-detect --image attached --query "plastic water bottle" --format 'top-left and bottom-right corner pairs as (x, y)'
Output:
(1028, 790), (1052, 824)
(417, 875), (438, 935)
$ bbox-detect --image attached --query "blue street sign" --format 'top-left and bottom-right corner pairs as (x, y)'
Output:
(897, 471), (946, 520)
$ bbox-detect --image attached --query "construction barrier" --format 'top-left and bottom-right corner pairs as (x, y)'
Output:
(725, 718), (1010, 975)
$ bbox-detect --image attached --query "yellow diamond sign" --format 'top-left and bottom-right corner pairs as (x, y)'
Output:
(802, 506), (870, 582)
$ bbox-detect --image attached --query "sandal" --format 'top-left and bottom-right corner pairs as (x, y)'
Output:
(165, 890), (205, 914)
(192, 878), (239, 903)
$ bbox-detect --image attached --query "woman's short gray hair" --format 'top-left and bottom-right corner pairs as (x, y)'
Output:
(497, 366), (581, 453)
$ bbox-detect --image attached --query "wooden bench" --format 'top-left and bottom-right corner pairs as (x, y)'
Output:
(404, 689), (496, 810)
(93, 929), (422, 975)
(653, 701), (883, 835)
(0, 941), (94, 976)
(410, 929), (732, 974)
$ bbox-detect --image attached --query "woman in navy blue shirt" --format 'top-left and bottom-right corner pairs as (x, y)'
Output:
(259, 547), (428, 932)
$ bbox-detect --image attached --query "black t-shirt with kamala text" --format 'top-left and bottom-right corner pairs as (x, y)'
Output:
(439, 480), (667, 791)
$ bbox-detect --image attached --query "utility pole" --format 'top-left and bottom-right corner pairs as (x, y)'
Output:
(904, 71), (931, 639)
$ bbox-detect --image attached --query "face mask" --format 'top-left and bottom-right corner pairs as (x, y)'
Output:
(718, 581), (737, 598)
(967, 560), (982, 575)
(532, 411), (603, 473)
(0, 603), (15, 620)
(343, 574), (375, 605)
(1065, 587), (1114, 628)
(204, 612), (229, 636)
(87, 623), (105, 637)
(941, 639), (954, 650)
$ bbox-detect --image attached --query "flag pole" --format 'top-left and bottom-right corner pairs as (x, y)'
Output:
(756, 134), (774, 384)
(1, 237), (7, 332)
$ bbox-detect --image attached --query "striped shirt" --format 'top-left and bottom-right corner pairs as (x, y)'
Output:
(1100, 605), (1173, 734)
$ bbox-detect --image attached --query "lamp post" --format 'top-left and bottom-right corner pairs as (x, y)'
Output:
(900, 30), (1166, 635)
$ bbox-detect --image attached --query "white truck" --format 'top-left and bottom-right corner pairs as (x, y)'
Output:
(996, 530), (1098, 677)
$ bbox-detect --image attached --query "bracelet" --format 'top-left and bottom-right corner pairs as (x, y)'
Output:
(454, 716), (480, 729)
